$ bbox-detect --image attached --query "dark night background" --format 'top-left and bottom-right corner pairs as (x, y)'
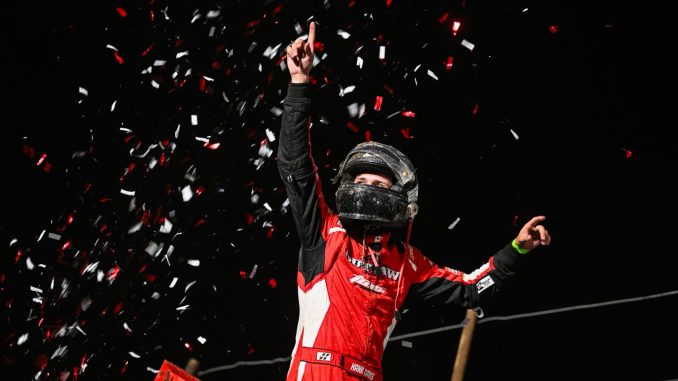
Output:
(2, 0), (678, 380)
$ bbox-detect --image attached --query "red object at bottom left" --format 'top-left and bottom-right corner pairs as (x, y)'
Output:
(153, 360), (201, 381)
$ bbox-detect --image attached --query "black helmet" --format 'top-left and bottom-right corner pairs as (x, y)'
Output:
(333, 141), (418, 228)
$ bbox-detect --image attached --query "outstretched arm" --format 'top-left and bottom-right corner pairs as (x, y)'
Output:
(277, 23), (332, 286)
(407, 216), (551, 311)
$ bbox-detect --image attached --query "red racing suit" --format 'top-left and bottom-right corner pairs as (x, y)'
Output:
(277, 83), (526, 381)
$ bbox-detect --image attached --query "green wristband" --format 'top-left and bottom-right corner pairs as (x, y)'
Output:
(512, 239), (530, 255)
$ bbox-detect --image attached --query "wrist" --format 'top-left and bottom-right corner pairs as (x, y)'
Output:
(511, 239), (530, 255)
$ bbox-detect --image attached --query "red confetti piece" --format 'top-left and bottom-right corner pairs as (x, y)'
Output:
(400, 128), (411, 139)
(374, 96), (383, 111)
(365, 130), (371, 142)
(120, 360), (128, 374)
(204, 141), (221, 150)
(14, 249), (23, 263)
(245, 213), (255, 224)
(346, 121), (359, 133)
(472, 103), (479, 115)
(184, 342), (194, 351)
(267, 226), (275, 238)
(141, 44), (154, 56)
(452, 21), (461, 36)
(446, 56), (454, 70)
(43, 162), (52, 172)
(114, 302), (124, 315)
(512, 214), (519, 226)
(195, 186), (205, 195)
(61, 241), (72, 251)
(239, 270), (247, 279)
(439, 12), (449, 24)
(150, 10), (155, 22)
(108, 266), (121, 283)
(23, 144), (35, 158)
(36, 153), (47, 166)
(401, 110), (416, 118)
(623, 148), (632, 159)
(200, 78), (206, 91)
(269, 278), (278, 288)
(113, 51), (124, 64)
(115, 7), (127, 17)
(549, 25), (560, 34)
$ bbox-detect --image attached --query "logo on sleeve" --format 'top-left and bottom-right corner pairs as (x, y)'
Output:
(316, 352), (332, 362)
(476, 275), (495, 293)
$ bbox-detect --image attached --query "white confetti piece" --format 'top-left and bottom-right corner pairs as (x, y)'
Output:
(379, 46), (386, 59)
(258, 144), (273, 158)
(510, 129), (520, 140)
(249, 264), (258, 279)
(401, 340), (413, 348)
(128, 221), (143, 234)
(26, 257), (35, 270)
(17, 333), (29, 345)
(176, 305), (190, 311)
(191, 114), (198, 125)
(124, 322), (133, 332)
(206, 10), (220, 18)
(337, 29), (351, 39)
(151, 80), (160, 89)
(461, 39), (475, 51)
(448, 217), (461, 230)
(160, 219), (173, 233)
(120, 189), (135, 196)
(185, 280), (197, 292)
(265, 128), (276, 142)
(30, 286), (42, 293)
(181, 185), (193, 202)
(188, 259), (200, 267)
(348, 103), (359, 117)
(111, 100), (117, 111)
(356, 56), (364, 69)
(427, 69), (439, 80)
(48, 233), (61, 240)
(128, 351), (141, 359)
(197, 336), (207, 344)
(78, 87), (89, 96)
(176, 51), (189, 58)
(170, 277), (179, 288)
(153, 60), (166, 66)
(105, 44), (119, 51)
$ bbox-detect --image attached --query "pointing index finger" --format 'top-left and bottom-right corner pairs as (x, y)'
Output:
(307, 21), (316, 51)
(526, 215), (546, 229)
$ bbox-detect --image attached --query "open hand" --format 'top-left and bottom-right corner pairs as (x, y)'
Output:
(514, 216), (551, 251)
(286, 21), (316, 83)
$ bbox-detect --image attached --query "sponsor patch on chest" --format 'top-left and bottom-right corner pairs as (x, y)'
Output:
(350, 274), (386, 294)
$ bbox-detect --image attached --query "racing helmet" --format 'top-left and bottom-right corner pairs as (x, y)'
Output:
(333, 141), (418, 228)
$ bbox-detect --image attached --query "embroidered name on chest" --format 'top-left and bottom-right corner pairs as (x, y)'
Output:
(345, 251), (400, 281)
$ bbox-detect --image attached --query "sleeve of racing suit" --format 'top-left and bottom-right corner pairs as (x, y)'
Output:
(277, 83), (332, 286)
(408, 242), (525, 310)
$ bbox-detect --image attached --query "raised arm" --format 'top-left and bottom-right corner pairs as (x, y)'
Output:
(277, 22), (333, 286)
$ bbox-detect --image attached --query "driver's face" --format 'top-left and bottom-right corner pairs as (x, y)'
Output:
(353, 172), (393, 189)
